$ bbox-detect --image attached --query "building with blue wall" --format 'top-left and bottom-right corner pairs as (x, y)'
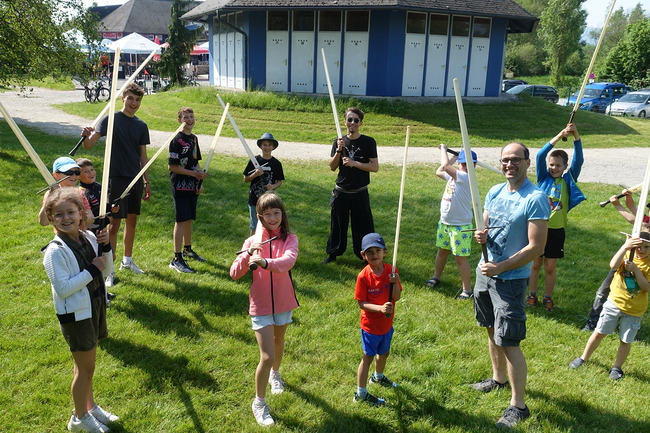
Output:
(183, 1), (537, 97)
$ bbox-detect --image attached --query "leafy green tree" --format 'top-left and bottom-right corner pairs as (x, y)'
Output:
(628, 3), (647, 25)
(602, 18), (650, 88)
(156, 0), (201, 87)
(503, 0), (548, 76)
(0, 0), (99, 85)
(539, 0), (587, 86)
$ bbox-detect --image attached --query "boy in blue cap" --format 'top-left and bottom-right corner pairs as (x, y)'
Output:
(426, 145), (477, 300)
(243, 133), (284, 235)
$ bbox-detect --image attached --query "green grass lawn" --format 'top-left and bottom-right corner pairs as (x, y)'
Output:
(1, 119), (649, 432)
(56, 86), (650, 149)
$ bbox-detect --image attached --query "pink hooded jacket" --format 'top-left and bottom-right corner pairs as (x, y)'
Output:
(230, 228), (299, 316)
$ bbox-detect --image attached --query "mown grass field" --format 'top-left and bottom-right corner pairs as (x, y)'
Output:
(1, 92), (650, 432)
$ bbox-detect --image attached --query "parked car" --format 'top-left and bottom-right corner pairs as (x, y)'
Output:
(502, 79), (528, 92)
(606, 90), (650, 118)
(506, 84), (559, 103)
(565, 82), (632, 113)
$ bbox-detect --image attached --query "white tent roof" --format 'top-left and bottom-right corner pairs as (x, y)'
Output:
(109, 32), (161, 54)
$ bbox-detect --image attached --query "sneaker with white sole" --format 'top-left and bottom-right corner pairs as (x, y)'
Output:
(120, 260), (144, 274)
(251, 400), (275, 426)
(104, 273), (114, 288)
(370, 374), (398, 388)
(269, 371), (285, 394)
(183, 249), (206, 262)
(353, 391), (385, 406)
(495, 405), (530, 428)
(67, 413), (109, 433)
(169, 258), (194, 273)
(89, 404), (119, 425)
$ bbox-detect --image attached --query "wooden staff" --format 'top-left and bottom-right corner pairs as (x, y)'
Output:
(453, 78), (488, 262)
(0, 101), (56, 188)
(203, 103), (230, 174)
(445, 148), (501, 175)
(69, 47), (160, 155)
(216, 94), (261, 169)
(321, 48), (342, 139)
(249, 220), (264, 270)
(236, 236), (277, 255)
(599, 182), (643, 207)
(98, 47), (122, 222)
(563, 0), (617, 141)
(116, 123), (186, 201)
(626, 155), (650, 265)
(387, 125), (410, 318)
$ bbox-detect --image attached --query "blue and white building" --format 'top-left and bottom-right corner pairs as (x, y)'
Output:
(183, 1), (537, 97)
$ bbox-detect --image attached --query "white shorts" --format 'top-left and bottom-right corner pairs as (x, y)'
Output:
(251, 310), (293, 330)
(595, 300), (642, 344)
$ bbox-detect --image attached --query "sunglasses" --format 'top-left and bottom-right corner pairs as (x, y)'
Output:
(346, 117), (361, 124)
(59, 169), (81, 176)
(499, 157), (523, 166)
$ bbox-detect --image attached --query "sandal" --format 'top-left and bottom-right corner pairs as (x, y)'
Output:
(543, 296), (556, 312)
(526, 293), (538, 307)
(425, 277), (441, 288)
(455, 290), (473, 300)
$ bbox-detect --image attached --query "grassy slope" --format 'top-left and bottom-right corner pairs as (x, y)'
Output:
(1, 119), (649, 432)
(56, 86), (650, 148)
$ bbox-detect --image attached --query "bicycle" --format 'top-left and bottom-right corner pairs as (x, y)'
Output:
(84, 80), (111, 103)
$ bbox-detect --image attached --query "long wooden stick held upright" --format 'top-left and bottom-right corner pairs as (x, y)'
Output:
(216, 94), (261, 169)
(98, 47), (122, 221)
(321, 48), (342, 140)
(453, 78), (488, 263)
(626, 155), (650, 264)
(563, 0), (617, 141)
(69, 47), (160, 155)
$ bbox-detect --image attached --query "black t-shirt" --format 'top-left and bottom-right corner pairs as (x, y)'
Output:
(243, 156), (284, 206)
(330, 134), (377, 190)
(79, 182), (101, 217)
(169, 132), (202, 196)
(97, 111), (150, 178)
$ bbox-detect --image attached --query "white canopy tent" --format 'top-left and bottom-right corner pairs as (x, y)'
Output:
(108, 32), (161, 54)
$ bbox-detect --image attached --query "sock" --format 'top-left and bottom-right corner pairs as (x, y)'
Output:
(270, 369), (280, 377)
(254, 396), (265, 406)
(373, 372), (384, 380)
(184, 245), (192, 251)
(357, 387), (367, 396)
(174, 252), (182, 260)
(122, 256), (132, 265)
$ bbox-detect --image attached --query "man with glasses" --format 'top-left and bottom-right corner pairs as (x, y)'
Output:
(470, 142), (549, 429)
(323, 107), (378, 264)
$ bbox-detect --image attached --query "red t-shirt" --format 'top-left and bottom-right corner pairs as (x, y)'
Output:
(354, 262), (402, 335)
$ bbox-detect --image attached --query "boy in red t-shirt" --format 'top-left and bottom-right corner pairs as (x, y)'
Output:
(353, 233), (402, 406)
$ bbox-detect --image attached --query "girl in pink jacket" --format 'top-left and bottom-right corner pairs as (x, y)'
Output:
(230, 192), (298, 427)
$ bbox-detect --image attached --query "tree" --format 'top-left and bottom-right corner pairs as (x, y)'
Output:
(156, 0), (201, 87)
(602, 18), (650, 88)
(0, 0), (100, 85)
(539, 0), (587, 86)
(503, 0), (548, 76)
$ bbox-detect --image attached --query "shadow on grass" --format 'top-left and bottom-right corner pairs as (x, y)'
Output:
(102, 337), (218, 433)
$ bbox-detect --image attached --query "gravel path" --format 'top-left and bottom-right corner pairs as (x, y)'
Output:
(1, 87), (647, 187)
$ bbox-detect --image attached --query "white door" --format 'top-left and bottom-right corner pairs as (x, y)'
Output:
(316, 11), (342, 94)
(226, 31), (235, 88)
(266, 11), (289, 91)
(402, 12), (427, 96)
(466, 18), (491, 96)
(424, 14), (449, 96)
(219, 32), (228, 87)
(234, 32), (244, 90)
(342, 11), (370, 95)
(446, 15), (470, 96)
(290, 11), (315, 93)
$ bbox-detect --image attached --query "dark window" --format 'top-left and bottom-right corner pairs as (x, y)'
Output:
(452, 16), (470, 37)
(346, 11), (370, 32)
(293, 11), (315, 31)
(473, 18), (490, 38)
(268, 11), (289, 31)
(319, 11), (341, 31)
(429, 14), (449, 36)
(406, 12), (426, 34)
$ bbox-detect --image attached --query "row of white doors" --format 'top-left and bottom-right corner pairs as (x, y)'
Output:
(212, 31), (245, 90)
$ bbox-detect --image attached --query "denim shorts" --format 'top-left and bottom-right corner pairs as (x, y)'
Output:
(248, 203), (259, 231)
(473, 269), (527, 347)
(251, 310), (293, 330)
(595, 299), (642, 343)
(361, 327), (394, 357)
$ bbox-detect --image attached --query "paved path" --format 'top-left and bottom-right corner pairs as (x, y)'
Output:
(0, 87), (647, 187)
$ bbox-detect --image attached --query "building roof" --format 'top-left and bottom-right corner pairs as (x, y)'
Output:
(183, 0), (537, 32)
(99, 0), (174, 35)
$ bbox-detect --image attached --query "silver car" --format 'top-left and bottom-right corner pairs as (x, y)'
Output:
(606, 90), (650, 118)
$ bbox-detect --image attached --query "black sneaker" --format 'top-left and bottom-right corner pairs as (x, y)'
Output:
(569, 357), (585, 369)
(370, 374), (398, 388)
(609, 367), (624, 380)
(322, 254), (337, 264)
(469, 378), (508, 392)
(582, 322), (596, 332)
(169, 258), (194, 273)
(183, 249), (206, 261)
(496, 405), (530, 428)
(353, 391), (385, 406)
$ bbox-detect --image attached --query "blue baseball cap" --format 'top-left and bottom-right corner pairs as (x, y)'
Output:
(361, 233), (386, 252)
(257, 132), (279, 149)
(457, 150), (477, 163)
(52, 156), (80, 173)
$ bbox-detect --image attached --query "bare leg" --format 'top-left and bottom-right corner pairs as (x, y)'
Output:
(543, 258), (558, 298)
(374, 351), (390, 374)
(454, 255), (472, 293)
(173, 220), (191, 253)
(272, 324), (289, 371)
(486, 327), (508, 384)
(433, 248), (451, 280)
(613, 341), (631, 369)
(71, 347), (97, 418)
(581, 332), (607, 361)
(122, 214), (138, 257)
(502, 345), (527, 409)
(254, 326), (275, 399)
(357, 353), (374, 387)
(528, 256), (543, 294)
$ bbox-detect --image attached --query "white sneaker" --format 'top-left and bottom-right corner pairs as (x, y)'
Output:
(120, 260), (144, 274)
(89, 404), (119, 425)
(269, 371), (285, 394)
(67, 413), (109, 432)
(251, 400), (274, 426)
(104, 273), (114, 288)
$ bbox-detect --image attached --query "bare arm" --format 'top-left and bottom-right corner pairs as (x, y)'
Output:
(140, 145), (151, 200)
(329, 138), (345, 171)
(610, 195), (636, 224)
(344, 157), (378, 173)
(168, 164), (207, 180)
(437, 144), (458, 181)
(81, 128), (102, 150)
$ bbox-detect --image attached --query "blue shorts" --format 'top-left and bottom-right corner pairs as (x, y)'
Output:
(595, 300), (642, 343)
(248, 203), (259, 231)
(361, 327), (394, 357)
(473, 269), (527, 347)
(251, 310), (293, 330)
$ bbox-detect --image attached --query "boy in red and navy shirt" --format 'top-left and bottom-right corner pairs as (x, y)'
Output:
(353, 233), (402, 406)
